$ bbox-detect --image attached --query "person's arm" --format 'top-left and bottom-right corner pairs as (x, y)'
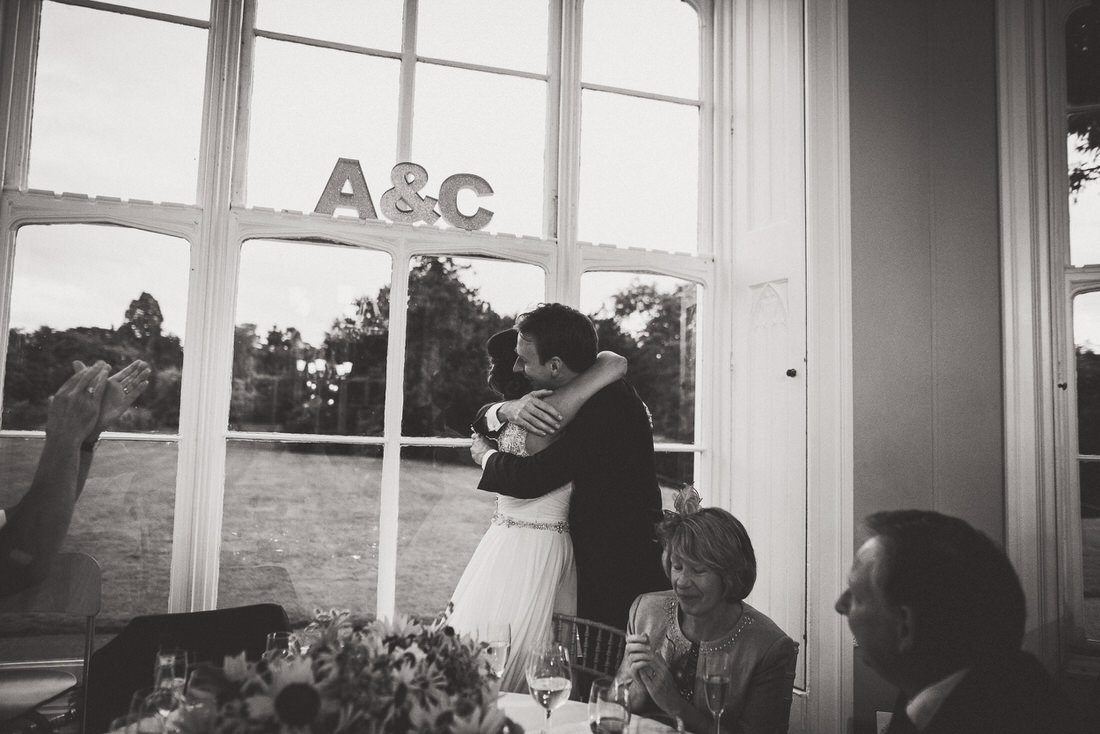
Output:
(730, 636), (798, 734)
(526, 351), (626, 454)
(0, 363), (106, 595)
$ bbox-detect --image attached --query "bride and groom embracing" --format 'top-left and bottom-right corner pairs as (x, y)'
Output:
(447, 302), (670, 691)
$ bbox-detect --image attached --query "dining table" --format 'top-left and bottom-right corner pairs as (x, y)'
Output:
(497, 692), (679, 734)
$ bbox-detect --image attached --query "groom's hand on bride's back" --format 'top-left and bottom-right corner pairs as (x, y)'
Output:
(499, 390), (562, 437)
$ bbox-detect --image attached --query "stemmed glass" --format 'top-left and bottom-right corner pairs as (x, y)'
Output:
(264, 631), (301, 661)
(479, 621), (511, 682)
(525, 641), (573, 734)
(587, 677), (631, 734)
(702, 648), (733, 734)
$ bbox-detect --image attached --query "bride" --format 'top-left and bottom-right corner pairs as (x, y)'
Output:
(447, 328), (626, 691)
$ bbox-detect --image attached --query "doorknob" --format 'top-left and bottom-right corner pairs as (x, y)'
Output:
(786, 368), (797, 378)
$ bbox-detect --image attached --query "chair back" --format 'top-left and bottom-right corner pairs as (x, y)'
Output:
(0, 552), (101, 731)
(551, 613), (626, 702)
(85, 603), (290, 734)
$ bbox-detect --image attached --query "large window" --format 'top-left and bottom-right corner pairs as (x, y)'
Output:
(0, 0), (716, 638)
(1054, 1), (1100, 647)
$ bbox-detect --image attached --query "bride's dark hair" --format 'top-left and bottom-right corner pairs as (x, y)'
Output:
(486, 328), (531, 400)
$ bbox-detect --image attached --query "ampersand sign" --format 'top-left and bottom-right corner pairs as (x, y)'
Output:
(380, 163), (440, 225)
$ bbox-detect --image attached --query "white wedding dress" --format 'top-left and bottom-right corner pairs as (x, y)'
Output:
(447, 422), (577, 692)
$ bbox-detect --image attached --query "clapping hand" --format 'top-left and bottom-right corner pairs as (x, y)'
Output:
(73, 359), (151, 435)
(624, 633), (680, 715)
(499, 390), (562, 436)
(47, 362), (108, 445)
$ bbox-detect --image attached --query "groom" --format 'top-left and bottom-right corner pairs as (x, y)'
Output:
(469, 303), (669, 629)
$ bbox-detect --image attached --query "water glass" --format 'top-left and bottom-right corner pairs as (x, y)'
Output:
(588, 677), (631, 734)
(264, 631), (301, 661)
(479, 621), (511, 681)
(153, 648), (189, 695)
(525, 641), (573, 734)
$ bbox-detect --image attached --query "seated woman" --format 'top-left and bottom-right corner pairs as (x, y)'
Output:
(618, 496), (798, 734)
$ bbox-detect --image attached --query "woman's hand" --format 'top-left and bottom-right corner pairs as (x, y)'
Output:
(623, 634), (683, 717)
(47, 361), (108, 447)
(73, 359), (151, 434)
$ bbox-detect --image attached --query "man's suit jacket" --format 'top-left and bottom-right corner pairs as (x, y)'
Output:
(475, 379), (669, 629)
(888, 650), (1082, 734)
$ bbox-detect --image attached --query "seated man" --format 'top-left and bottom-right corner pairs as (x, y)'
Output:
(835, 509), (1082, 734)
(0, 359), (149, 596)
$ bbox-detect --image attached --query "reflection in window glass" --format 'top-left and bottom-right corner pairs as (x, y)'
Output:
(582, 0), (698, 99)
(247, 39), (400, 213)
(1068, 113), (1100, 266)
(221, 441), (381, 624)
(418, 0), (548, 74)
(232, 240), (391, 436)
(1073, 292), (1100, 640)
(395, 446), (496, 617)
(1067, 4), (1100, 107)
(255, 0), (403, 51)
(4, 224), (188, 432)
(0, 437), (177, 658)
(402, 256), (545, 437)
(580, 271), (697, 445)
(413, 65), (546, 237)
(30, 3), (205, 203)
(579, 91), (698, 251)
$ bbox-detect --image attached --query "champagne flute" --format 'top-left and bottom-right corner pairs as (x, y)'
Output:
(587, 677), (631, 734)
(525, 641), (573, 734)
(480, 621), (511, 682)
(702, 648), (733, 734)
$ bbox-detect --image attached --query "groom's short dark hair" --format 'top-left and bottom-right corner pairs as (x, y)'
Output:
(516, 303), (598, 372)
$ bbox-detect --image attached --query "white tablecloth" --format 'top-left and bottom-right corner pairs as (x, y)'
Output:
(498, 692), (678, 734)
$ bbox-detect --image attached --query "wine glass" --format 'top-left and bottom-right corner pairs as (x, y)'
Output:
(129, 686), (173, 733)
(153, 648), (189, 697)
(525, 641), (573, 734)
(587, 677), (630, 734)
(702, 648), (734, 734)
(264, 631), (301, 661)
(479, 621), (511, 682)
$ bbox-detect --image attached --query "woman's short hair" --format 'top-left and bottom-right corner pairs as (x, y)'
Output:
(657, 507), (757, 601)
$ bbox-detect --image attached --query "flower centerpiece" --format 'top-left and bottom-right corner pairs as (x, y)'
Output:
(179, 609), (520, 734)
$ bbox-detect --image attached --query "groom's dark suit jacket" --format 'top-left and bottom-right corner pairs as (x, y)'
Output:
(474, 378), (669, 629)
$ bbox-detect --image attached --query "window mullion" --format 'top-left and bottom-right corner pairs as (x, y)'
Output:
(396, 0), (418, 161)
(552, 0), (582, 304)
(170, 0), (248, 613)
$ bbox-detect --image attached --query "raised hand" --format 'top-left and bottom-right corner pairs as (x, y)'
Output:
(47, 361), (108, 446)
(499, 390), (562, 436)
(73, 359), (151, 434)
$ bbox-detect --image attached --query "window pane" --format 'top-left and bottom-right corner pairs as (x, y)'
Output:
(247, 38), (400, 213)
(0, 437), (177, 659)
(232, 240), (391, 436)
(402, 256), (545, 437)
(255, 0), (404, 51)
(579, 91), (698, 251)
(1074, 294), (1100, 641)
(106, 1), (209, 20)
(418, 0), (548, 74)
(413, 65), (546, 237)
(1077, 461), (1100, 641)
(4, 224), (188, 432)
(1067, 4), (1100, 107)
(1069, 112), (1100, 266)
(395, 446), (495, 618)
(221, 441), (381, 624)
(580, 271), (697, 444)
(582, 0), (698, 99)
(30, 3), (205, 203)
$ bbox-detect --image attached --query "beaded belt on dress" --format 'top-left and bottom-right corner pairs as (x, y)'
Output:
(491, 512), (569, 533)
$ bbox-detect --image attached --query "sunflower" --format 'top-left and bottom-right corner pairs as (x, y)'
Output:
(245, 657), (325, 732)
